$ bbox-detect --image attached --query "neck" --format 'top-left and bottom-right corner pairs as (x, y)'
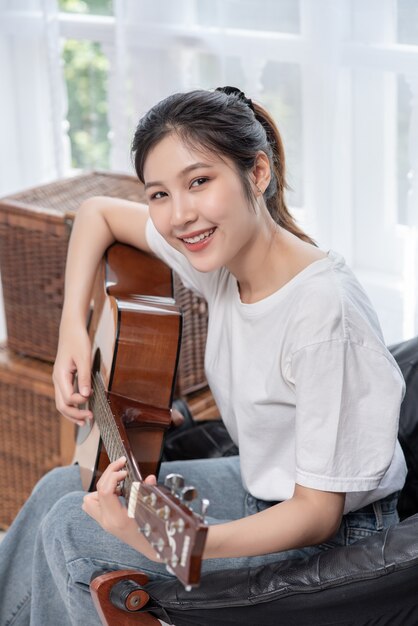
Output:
(231, 215), (325, 304)
(230, 215), (283, 304)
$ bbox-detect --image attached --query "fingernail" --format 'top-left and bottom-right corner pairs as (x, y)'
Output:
(81, 387), (90, 396)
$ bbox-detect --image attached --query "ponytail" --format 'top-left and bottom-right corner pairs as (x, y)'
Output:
(253, 102), (316, 246)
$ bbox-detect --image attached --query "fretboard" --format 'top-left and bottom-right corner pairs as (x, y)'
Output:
(90, 372), (138, 497)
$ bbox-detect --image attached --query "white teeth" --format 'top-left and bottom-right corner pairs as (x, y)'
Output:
(183, 228), (214, 244)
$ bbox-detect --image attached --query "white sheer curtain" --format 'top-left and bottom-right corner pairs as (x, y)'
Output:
(0, 0), (417, 344)
(108, 0), (418, 345)
(0, 0), (69, 196)
(0, 0), (69, 339)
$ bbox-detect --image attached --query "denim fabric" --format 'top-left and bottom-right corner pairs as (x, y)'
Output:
(0, 457), (400, 626)
(320, 490), (400, 549)
(0, 465), (82, 626)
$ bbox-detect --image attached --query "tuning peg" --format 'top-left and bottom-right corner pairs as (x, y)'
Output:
(142, 492), (157, 507)
(138, 522), (151, 538)
(200, 498), (210, 518)
(151, 537), (166, 553)
(180, 485), (198, 503)
(156, 505), (171, 520)
(170, 518), (185, 534)
(164, 473), (185, 493)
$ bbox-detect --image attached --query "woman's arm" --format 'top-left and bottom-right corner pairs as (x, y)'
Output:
(85, 458), (345, 562)
(53, 196), (150, 424)
(204, 485), (345, 558)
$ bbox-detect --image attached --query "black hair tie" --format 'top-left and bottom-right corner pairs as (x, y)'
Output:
(216, 85), (255, 112)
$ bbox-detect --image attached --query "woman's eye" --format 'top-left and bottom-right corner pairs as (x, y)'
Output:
(150, 191), (167, 200)
(191, 177), (209, 188)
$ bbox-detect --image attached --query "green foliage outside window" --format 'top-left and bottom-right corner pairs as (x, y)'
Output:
(59, 0), (111, 170)
(62, 40), (110, 170)
(59, 0), (113, 16)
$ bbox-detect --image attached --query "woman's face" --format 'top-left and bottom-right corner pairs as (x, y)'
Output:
(143, 133), (263, 274)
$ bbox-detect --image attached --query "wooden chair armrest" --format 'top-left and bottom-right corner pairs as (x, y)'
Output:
(90, 569), (161, 626)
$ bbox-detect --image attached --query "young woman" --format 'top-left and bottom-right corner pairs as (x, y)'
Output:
(0, 86), (406, 626)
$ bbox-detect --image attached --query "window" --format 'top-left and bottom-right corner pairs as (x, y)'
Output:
(1, 0), (418, 343)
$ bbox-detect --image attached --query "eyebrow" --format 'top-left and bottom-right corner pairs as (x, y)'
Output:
(144, 162), (214, 191)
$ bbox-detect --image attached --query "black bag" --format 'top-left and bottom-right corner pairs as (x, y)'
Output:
(162, 398), (238, 462)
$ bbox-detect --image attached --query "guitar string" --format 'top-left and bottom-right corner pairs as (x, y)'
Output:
(90, 373), (136, 496)
(89, 376), (173, 524)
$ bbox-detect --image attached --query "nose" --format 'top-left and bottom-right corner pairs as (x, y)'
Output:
(170, 192), (197, 228)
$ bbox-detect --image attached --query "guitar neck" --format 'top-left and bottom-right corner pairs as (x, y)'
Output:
(90, 371), (140, 496)
(90, 370), (208, 588)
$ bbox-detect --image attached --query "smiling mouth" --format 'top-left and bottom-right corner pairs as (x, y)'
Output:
(181, 228), (216, 244)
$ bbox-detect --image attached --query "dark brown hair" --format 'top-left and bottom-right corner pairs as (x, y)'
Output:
(131, 88), (315, 245)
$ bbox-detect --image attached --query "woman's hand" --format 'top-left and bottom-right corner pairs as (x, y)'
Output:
(52, 197), (151, 426)
(82, 457), (159, 561)
(53, 323), (93, 426)
(82, 457), (130, 533)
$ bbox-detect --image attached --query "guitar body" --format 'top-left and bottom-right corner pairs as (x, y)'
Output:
(75, 242), (182, 491)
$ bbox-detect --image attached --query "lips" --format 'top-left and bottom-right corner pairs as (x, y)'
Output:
(181, 228), (215, 244)
(178, 227), (216, 252)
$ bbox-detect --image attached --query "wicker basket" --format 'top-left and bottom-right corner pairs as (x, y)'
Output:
(0, 171), (208, 395)
(173, 273), (208, 396)
(0, 346), (75, 529)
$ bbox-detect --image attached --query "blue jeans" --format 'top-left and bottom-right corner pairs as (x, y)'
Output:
(0, 457), (399, 626)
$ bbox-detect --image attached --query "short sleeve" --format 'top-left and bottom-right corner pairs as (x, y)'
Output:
(145, 217), (212, 299)
(290, 339), (405, 492)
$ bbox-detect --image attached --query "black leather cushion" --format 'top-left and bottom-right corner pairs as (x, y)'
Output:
(147, 513), (418, 625)
(389, 337), (418, 519)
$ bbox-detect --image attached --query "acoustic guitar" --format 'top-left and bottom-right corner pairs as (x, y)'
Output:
(74, 243), (208, 587)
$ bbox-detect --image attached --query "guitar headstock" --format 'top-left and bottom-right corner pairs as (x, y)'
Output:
(127, 474), (209, 588)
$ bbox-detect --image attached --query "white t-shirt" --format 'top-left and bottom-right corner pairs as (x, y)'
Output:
(146, 219), (407, 514)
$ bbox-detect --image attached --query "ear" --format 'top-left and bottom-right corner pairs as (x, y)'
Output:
(252, 151), (271, 195)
